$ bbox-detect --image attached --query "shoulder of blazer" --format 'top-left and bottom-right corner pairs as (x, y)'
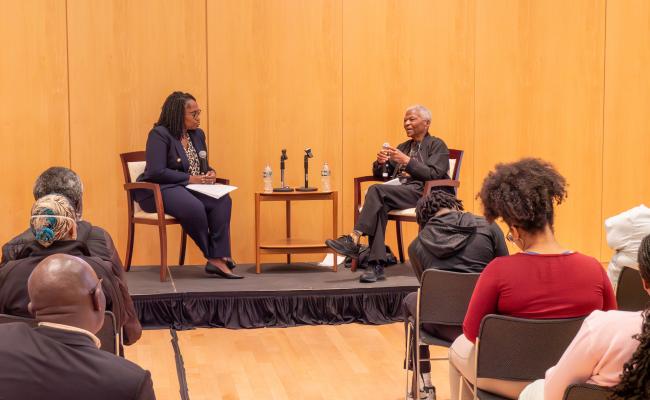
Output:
(151, 125), (174, 142)
(192, 128), (207, 141)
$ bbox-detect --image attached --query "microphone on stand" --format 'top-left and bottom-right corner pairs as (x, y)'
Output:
(273, 149), (294, 192)
(198, 150), (209, 174)
(381, 142), (390, 178)
(296, 148), (317, 192)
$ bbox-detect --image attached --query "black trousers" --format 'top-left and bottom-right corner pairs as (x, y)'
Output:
(138, 186), (232, 259)
(403, 292), (462, 374)
(354, 184), (421, 263)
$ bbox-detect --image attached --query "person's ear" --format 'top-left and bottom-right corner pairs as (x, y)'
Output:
(27, 302), (34, 317)
(69, 222), (78, 241)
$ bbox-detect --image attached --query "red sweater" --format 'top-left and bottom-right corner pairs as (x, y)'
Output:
(462, 252), (617, 343)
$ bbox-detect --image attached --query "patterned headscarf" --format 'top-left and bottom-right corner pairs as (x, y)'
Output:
(30, 194), (77, 247)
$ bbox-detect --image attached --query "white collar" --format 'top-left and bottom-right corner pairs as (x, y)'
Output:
(38, 322), (101, 348)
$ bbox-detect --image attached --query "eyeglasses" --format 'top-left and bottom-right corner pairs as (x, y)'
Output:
(187, 110), (201, 119)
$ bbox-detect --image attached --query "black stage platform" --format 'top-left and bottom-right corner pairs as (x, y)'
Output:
(126, 262), (418, 329)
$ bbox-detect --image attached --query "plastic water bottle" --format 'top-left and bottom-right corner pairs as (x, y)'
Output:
(321, 162), (331, 192)
(263, 164), (273, 193)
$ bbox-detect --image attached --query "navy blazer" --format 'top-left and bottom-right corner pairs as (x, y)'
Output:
(134, 126), (213, 202)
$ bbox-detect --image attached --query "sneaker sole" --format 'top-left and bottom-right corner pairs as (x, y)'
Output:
(325, 239), (359, 258)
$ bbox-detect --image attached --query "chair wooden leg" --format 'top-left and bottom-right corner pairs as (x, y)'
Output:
(159, 224), (168, 282)
(396, 220), (405, 263)
(179, 228), (187, 266)
(125, 222), (135, 271)
(351, 258), (358, 272)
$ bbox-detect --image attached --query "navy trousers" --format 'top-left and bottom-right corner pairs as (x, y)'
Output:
(138, 186), (232, 259)
(354, 183), (421, 263)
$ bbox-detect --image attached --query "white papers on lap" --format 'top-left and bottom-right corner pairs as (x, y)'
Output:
(186, 184), (238, 199)
(382, 178), (401, 186)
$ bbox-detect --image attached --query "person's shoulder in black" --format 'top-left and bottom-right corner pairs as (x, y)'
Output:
(0, 323), (155, 400)
(408, 210), (508, 278)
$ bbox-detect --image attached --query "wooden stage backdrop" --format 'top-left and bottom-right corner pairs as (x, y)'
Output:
(2, 0), (649, 266)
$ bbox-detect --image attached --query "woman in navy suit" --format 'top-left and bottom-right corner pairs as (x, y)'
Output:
(135, 91), (242, 279)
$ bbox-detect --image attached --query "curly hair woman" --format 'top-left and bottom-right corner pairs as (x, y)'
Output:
(448, 158), (616, 400)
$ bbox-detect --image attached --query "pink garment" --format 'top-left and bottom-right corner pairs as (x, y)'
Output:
(543, 310), (643, 400)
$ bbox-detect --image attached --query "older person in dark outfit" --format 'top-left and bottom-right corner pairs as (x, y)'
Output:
(0, 254), (155, 400)
(134, 91), (240, 279)
(326, 105), (451, 283)
(0, 167), (141, 344)
(403, 190), (508, 399)
(0, 195), (134, 348)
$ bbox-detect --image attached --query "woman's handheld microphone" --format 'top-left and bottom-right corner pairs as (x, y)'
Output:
(198, 150), (209, 174)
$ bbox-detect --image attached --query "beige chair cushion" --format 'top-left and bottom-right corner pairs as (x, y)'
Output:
(388, 208), (416, 217)
(127, 160), (175, 220)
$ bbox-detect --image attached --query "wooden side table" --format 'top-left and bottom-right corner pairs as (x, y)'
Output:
(254, 191), (338, 273)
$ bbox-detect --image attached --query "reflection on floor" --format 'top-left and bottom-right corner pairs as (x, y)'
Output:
(124, 323), (450, 400)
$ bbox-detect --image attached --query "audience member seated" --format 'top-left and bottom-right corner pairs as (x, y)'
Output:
(448, 158), (617, 400)
(0, 167), (141, 343)
(0, 195), (139, 345)
(403, 190), (508, 399)
(519, 234), (650, 400)
(604, 204), (650, 288)
(0, 253), (155, 400)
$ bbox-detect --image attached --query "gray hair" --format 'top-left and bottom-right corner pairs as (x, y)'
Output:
(406, 104), (432, 122)
(33, 167), (83, 220)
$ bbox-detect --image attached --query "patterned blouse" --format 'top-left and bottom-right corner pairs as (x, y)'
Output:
(182, 133), (201, 176)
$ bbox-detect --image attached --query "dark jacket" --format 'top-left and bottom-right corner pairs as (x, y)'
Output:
(134, 125), (213, 202)
(408, 211), (508, 278)
(1, 225), (142, 344)
(372, 133), (450, 191)
(0, 241), (141, 345)
(0, 323), (155, 400)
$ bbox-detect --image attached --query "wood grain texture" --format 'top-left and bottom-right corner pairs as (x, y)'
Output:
(66, 0), (207, 266)
(601, 0), (650, 260)
(207, 0), (343, 264)
(0, 0), (69, 246)
(342, 0), (475, 253)
(474, 0), (606, 258)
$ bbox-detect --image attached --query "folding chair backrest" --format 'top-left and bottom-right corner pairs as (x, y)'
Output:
(562, 383), (620, 400)
(477, 314), (585, 381)
(0, 313), (37, 327)
(96, 311), (120, 356)
(419, 269), (480, 326)
(616, 266), (650, 311)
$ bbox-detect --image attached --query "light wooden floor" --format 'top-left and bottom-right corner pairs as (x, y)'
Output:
(124, 323), (450, 400)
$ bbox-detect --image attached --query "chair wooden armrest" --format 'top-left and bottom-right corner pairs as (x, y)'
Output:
(123, 182), (167, 223)
(354, 175), (387, 223)
(215, 177), (230, 185)
(422, 179), (460, 196)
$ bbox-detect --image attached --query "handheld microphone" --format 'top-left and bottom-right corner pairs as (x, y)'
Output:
(198, 150), (209, 174)
(382, 142), (390, 178)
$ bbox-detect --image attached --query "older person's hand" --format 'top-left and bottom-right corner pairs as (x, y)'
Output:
(385, 146), (410, 165)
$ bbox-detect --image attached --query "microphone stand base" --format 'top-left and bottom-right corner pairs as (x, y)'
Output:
(273, 187), (294, 192)
(296, 187), (317, 192)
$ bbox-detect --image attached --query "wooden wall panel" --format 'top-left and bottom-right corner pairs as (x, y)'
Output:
(67, 0), (207, 266)
(0, 0), (69, 246)
(207, 0), (343, 263)
(601, 0), (650, 260)
(342, 0), (475, 256)
(474, 0), (606, 258)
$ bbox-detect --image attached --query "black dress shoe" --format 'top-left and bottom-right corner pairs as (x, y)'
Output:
(205, 263), (244, 279)
(224, 258), (237, 270)
(325, 235), (360, 258)
(359, 263), (385, 283)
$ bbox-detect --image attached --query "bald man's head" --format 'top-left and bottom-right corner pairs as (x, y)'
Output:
(28, 254), (105, 333)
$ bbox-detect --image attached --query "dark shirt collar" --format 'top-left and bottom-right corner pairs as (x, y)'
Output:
(17, 240), (91, 260)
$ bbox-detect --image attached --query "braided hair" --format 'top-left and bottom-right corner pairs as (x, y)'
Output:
(613, 235), (650, 399)
(415, 189), (464, 227)
(478, 158), (567, 233)
(154, 91), (196, 140)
